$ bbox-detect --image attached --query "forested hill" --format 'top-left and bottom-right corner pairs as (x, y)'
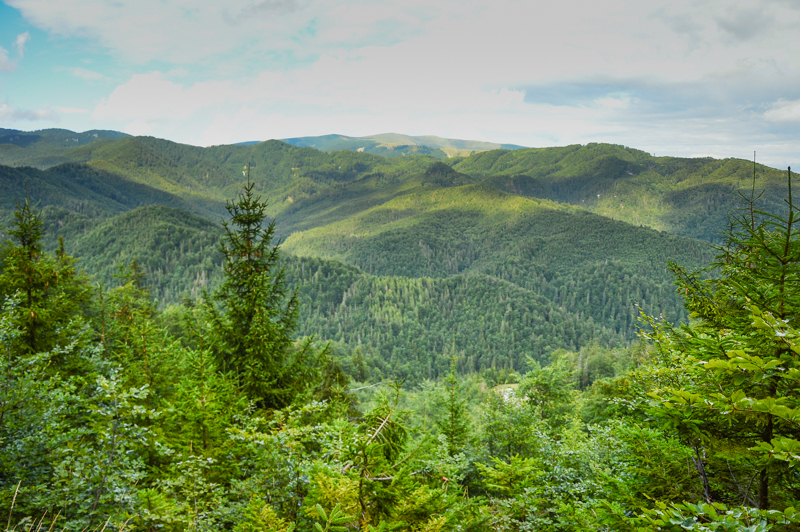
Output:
(1, 129), (786, 379)
(283, 183), (712, 356)
(0, 128), (129, 168)
(452, 143), (789, 241)
(19, 200), (681, 380)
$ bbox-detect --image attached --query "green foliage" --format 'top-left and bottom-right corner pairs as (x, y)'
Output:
(518, 356), (576, 429)
(635, 168), (800, 520)
(311, 503), (354, 532)
(617, 501), (799, 531)
(0, 315), (151, 530)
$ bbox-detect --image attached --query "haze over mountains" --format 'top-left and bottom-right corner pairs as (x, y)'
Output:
(0, 127), (789, 379)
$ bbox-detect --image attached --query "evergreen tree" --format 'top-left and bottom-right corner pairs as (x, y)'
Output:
(642, 166), (800, 512)
(204, 168), (315, 408)
(436, 352), (470, 457)
(0, 196), (90, 358)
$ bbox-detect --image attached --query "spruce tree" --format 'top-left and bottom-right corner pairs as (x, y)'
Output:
(436, 353), (469, 457)
(643, 166), (800, 511)
(0, 196), (90, 357)
(204, 168), (314, 408)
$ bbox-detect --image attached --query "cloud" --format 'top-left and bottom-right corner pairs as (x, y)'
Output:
(223, 0), (301, 23)
(0, 47), (12, 71)
(716, 7), (776, 41)
(5, 0), (800, 93)
(13, 31), (30, 57)
(764, 99), (800, 122)
(0, 32), (31, 71)
(65, 67), (105, 80)
(0, 101), (59, 122)
(93, 72), (232, 122)
(5, 0), (318, 64)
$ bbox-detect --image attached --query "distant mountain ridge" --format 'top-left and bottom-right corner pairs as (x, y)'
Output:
(0, 128), (130, 168)
(0, 129), (788, 243)
(279, 132), (527, 158)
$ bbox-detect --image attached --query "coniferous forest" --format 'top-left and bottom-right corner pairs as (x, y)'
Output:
(1, 130), (799, 531)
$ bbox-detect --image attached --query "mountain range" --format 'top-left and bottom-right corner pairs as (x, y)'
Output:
(0, 128), (789, 380)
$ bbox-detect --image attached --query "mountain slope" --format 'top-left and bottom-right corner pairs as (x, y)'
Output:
(284, 183), (713, 336)
(287, 258), (627, 381)
(66, 205), (225, 303)
(451, 143), (789, 241)
(0, 162), (221, 241)
(4, 130), (786, 243)
(44, 204), (629, 380)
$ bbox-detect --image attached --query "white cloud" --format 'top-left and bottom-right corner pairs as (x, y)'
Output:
(0, 32), (31, 71)
(88, 63), (636, 148)
(5, 0), (320, 64)
(13, 32), (30, 57)
(7, 0), (798, 76)
(764, 99), (800, 122)
(0, 47), (12, 71)
(594, 96), (632, 110)
(65, 67), (106, 80)
(0, 101), (59, 121)
(93, 72), (232, 122)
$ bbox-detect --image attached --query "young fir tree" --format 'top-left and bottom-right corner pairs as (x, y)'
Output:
(204, 167), (315, 409)
(436, 352), (470, 457)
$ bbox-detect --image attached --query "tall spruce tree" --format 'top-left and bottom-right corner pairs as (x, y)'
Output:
(204, 167), (314, 408)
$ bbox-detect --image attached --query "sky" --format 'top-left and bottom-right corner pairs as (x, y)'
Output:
(0, 0), (799, 168)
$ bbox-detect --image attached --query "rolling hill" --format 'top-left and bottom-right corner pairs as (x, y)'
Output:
(2, 129), (787, 243)
(3, 128), (787, 380)
(452, 142), (790, 241)
(41, 203), (632, 380)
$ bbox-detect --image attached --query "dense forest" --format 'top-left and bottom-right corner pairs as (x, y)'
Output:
(1, 133), (730, 379)
(1, 130), (799, 530)
(1, 170), (799, 530)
